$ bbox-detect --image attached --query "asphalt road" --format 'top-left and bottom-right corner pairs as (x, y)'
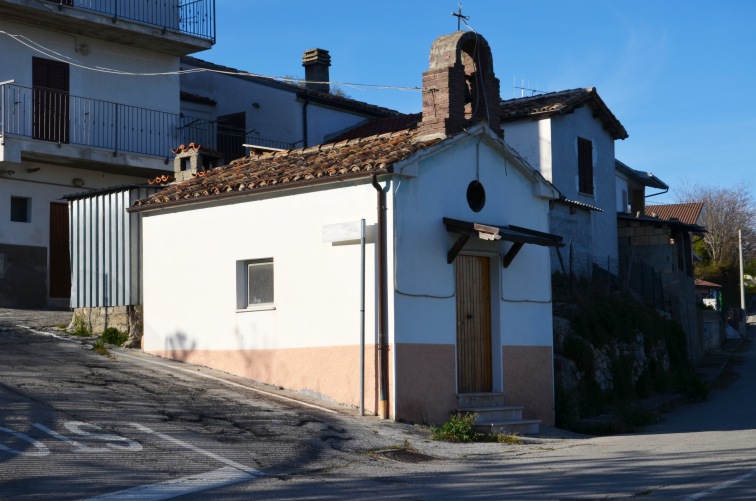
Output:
(1, 310), (754, 500)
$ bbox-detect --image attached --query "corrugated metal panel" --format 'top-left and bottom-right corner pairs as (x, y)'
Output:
(69, 187), (158, 308)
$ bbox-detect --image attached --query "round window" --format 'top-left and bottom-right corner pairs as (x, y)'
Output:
(466, 180), (486, 212)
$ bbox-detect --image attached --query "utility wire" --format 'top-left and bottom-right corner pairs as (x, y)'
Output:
(0, 30), (421, 92)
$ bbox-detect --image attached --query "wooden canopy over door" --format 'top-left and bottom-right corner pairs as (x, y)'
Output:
(456, 254), (493, 393)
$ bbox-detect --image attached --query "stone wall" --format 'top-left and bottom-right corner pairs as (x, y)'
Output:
(70, 305), (143, 348)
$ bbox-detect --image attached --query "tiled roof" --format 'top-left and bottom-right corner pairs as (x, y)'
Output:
(329, 113), (422, 142)
(499, 88), (628, 140)
(131, 129), (442, 210)
(181, 57), (400, 118)
(645, 203), (704, 226)
(695, 279), (721, 289)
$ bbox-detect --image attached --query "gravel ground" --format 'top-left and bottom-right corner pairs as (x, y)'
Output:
(0, 307), (74, 331)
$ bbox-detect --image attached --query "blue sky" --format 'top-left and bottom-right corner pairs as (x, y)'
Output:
(199, 1), (755, 203)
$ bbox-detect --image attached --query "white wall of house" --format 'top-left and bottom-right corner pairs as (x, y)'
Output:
(549, 107), (618, 271)
(390, 132), (556, 423)
(180, 66), (374, 150)
(141, 181), (384, 412)
(0, 20), (179, 113)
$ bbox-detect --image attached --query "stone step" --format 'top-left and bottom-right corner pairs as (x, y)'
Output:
(457, 392), (506, 408)
(458, 406), (525, 424)
(476, 420), (541, 435)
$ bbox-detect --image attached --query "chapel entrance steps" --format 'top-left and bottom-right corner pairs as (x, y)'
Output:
(457, 392), (540, 435)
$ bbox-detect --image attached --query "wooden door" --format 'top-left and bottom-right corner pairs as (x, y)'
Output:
(32, 57), (70, 143)
(49, 203), (71, 299)
(456, 254), (492, 393)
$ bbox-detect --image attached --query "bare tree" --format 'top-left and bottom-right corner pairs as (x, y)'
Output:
(677, 183), (756, 266)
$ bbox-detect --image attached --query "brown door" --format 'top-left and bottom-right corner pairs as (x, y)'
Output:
(49, 203), (71, 299)
(456, 254), (492, 393)
(32, 57), (70, 143)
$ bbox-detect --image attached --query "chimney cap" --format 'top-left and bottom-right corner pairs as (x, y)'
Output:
(302, 48), (331, 67)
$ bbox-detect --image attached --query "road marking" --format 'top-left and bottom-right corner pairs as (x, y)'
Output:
(84, 466), (258, 500)
(682, 468), (756, 500)
(0, 426), (50, 456)
(130, 423), (263, 475)
(115, 351), (338, 414)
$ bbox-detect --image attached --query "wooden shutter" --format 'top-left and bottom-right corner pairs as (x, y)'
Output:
(577, 137), (593, 195)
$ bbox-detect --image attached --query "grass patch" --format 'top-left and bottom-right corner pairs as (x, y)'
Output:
(71, 316), (91, 337)
(92, 339), (109, 356)
(102, 327), (128, 346)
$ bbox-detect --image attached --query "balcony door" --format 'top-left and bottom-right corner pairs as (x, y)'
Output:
(33, 57), (70, 143)
(217, 112), (246, 164)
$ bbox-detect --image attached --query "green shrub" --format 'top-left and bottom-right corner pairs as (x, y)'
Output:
(430, 413), (478, 443)
(102, 327), (128, 346)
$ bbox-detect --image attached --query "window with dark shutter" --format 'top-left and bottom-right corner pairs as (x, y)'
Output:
(577, 137), (593, 196)
(32, 57), (70, 143)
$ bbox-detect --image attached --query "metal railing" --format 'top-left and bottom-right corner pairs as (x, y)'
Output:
(0, 82), (293, 161)
(57, 0), (215, 42)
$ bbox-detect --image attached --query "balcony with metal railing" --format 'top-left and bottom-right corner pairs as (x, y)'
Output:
(0, 0), (215, 54)
(0, 82), (293, 170)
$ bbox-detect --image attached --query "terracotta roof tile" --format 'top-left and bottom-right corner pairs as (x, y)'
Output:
(645, 203), (705, 226)
(132, 129), (441, 209)
(500, 88), (628, 140)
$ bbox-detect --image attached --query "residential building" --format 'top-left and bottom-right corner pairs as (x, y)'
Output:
(0, 0), (216, 308)
(179, 53), (400, 159)
(499, 88), (628, 278)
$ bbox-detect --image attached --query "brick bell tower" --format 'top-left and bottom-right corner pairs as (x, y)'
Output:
(416, 31), (501, 142)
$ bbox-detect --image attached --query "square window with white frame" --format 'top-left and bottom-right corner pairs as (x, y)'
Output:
(247, 259), (274, 307)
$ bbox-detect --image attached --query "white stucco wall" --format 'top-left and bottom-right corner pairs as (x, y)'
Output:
(141, 182), (382, 353)
(392, 135), (554, 349)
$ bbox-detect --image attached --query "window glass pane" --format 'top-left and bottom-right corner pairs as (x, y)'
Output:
(11, 197), (30, 223)
(248, 261), (273, 305)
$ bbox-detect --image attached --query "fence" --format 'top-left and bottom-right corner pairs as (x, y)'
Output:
(64, 0), (215, 42)
(0, 83), (292, 160)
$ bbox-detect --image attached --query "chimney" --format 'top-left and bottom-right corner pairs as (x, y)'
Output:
(302, 48), (331, 93)
(172, 143), (223, 182)
(416, 32), (501, 141)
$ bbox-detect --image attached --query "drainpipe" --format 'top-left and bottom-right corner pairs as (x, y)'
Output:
(371, 174), (389, 419)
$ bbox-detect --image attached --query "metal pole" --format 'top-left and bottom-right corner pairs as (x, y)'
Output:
(739, 229), (745, 311)
(359, 218), (365, 416)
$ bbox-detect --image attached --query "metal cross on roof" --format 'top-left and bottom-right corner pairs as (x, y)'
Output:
(452, 3), (470, 31)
